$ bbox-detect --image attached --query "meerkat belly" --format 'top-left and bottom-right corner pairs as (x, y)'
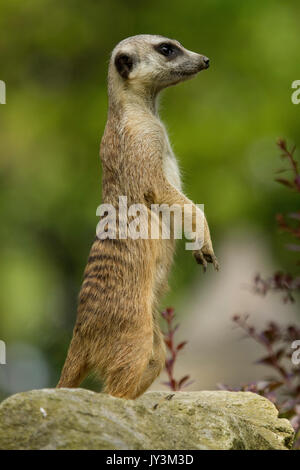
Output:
(162, 147), (182, 239)
(162, 149), (182, 191)
(152, 149), (181, 300)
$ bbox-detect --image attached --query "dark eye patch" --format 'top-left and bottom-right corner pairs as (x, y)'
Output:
(154, 42), (182, 59)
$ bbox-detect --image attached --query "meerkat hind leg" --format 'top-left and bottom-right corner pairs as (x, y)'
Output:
(103, 346), (151, 399)
(102, 327), (154, 399)
(132, 336), (166, 399)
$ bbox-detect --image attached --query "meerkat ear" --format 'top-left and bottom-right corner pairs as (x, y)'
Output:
(114, 53), (134, 79)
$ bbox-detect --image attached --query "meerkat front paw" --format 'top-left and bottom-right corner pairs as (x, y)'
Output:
(193, 246), (219, 272)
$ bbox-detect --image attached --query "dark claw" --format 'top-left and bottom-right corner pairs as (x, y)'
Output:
(211, 254), (219, 271)
(194, 251), (207, 272)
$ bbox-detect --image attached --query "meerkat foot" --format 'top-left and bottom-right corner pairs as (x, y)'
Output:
(194, 249), (219, 272)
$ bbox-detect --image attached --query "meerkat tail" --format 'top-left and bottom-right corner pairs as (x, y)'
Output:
(57, 336), (89, 388)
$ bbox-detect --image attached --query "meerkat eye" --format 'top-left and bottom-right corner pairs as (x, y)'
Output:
(159, 44), (174, 56)
(155, 42), (180, 58)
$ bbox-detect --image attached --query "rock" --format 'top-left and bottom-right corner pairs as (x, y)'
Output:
(0, 389), (294, 450)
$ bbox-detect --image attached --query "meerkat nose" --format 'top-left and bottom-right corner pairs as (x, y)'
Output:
(203, 56), (210, 68)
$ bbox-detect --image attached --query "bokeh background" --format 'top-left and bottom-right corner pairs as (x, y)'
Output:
(0, 0), (299, 399)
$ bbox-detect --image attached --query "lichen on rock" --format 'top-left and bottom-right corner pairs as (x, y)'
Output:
(0, 389), (295, 450)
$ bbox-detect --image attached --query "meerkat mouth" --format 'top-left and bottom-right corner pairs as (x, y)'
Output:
(170, 61), (208, 79)
(171, 68), (202, 79)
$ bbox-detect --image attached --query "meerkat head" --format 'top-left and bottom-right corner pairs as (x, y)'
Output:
(109, 35), (209, 98)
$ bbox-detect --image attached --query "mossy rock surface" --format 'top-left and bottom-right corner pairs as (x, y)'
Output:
(0, 389), (294, 450)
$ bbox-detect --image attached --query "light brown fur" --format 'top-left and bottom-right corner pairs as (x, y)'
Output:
(57, 35), (218, 398)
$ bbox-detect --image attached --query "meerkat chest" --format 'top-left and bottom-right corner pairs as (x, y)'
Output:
(162, 136), (182, 191)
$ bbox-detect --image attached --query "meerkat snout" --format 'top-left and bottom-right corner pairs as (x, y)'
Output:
(202, 56), (210, 69)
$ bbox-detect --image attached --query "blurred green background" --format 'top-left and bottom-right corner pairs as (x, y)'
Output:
(0, 0), (299, 399)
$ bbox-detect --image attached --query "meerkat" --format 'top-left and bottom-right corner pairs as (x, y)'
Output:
(57, 35), (219, 399)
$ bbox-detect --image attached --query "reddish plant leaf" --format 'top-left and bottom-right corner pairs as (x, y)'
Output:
(178, 375), (190, 387)
(161, 308), (193, 394)
(176, 341), (187, 351)
(275, 178), (294, 188)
